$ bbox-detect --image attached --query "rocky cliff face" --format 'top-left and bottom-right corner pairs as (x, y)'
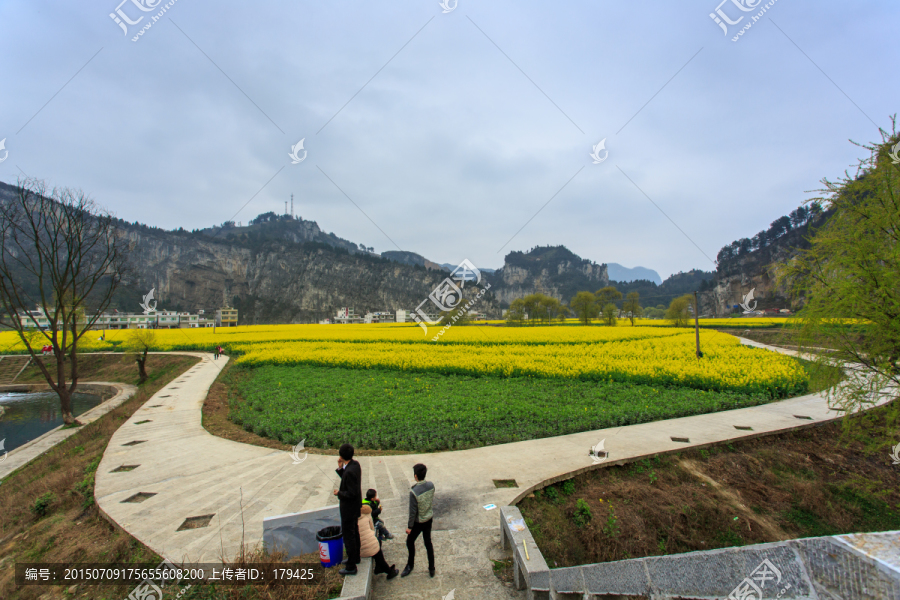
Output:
(120, 225), (469, 323)
(698, 225), (817, 316)
(698, 266), (794, 317)
(487, 246), (608, 305)
(0, 181), (611, 322)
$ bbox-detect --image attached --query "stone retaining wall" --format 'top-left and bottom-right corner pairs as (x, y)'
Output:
(0, 382), (118, 400)
(500, 508), (900, 600)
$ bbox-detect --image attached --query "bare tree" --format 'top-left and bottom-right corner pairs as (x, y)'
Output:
(0, 179), (128, 424)
(122, 328), (156, 384)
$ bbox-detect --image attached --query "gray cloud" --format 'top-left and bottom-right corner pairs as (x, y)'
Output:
(0, 0), (895, 278)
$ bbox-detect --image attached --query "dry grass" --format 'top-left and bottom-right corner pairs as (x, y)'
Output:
(175, 548), (344, 600)
(520, 403), (900, 568)
(1, 354), (349, 600)
(712, 327), (843, 352)
(14, 353), (186, 387)
(0, 355), (198, 599)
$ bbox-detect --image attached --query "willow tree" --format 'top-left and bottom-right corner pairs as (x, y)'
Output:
(0, 179), (128, 424)
(782, 122), (900, 431)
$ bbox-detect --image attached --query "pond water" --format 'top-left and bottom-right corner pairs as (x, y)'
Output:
(0, 390), (103, 453)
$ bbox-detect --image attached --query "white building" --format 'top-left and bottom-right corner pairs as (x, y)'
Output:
(18, 307), (214, 330)
(334, 308), (363, 324)
(364, 312), (395, 324)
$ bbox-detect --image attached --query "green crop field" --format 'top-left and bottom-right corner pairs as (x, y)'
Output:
(226, 364), (786, 452)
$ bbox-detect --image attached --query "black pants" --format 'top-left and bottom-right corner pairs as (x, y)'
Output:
(405, 518), (434, 570)
(341, 515), (361, 566)
(370, 549), (391, 573)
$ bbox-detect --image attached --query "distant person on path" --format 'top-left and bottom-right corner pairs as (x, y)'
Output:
(363, 488), (394, 544)
(213, 346), (219, 360)
(401, 463), (435, 578)
(333, 443), (362, 575)
(358, 504), (399, 579)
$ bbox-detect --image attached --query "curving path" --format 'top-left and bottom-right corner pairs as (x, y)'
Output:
(95, 342), (893, 600)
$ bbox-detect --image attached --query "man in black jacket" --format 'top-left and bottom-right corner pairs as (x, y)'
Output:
(333, 443), (362, 575)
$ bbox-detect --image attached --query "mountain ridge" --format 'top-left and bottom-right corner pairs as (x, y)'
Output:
(607, 263), (662, 285)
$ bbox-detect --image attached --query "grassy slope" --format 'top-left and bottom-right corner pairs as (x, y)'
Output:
(519, 403), (900, 567)
(0, 355), (196, 600)
(0, 356), (344, 600)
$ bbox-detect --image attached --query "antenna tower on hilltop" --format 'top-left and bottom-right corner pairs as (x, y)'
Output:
(291, 194), (294, 219)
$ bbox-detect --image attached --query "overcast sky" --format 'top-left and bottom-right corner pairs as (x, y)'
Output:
(0, 1), (896, 278)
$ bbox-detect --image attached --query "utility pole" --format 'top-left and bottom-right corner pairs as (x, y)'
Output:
(694, 291), (702, 359)
(285, 201), (288, 216)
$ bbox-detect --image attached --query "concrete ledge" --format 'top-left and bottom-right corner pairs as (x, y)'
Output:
(504, 500), (899, 599)
(797, 531), (900, 599)
(500, 506), (550, 600)
(336, 557), (373, 600)
(0, 382), (119, 399)
(550, 532), (900, 599)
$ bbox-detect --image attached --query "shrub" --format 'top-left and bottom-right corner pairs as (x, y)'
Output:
(545, 486), (559, 502)
(573, 498), (593, 528)
(75, 457), (101, 509)
(31, 492), (56, 518)
(562, 480), (575, 496)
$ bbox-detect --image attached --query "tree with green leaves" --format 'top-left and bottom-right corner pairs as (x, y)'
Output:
(515, 293), (563, 325)
(665, 294), (694, 327)
(781, 122), (900, 432)
(601, 303), (618, 326)
(622, 292), (642, 326)
(538, 295), (564, 324)
(644, 307), (665, 319)
(506, 298), (526, 325)
(570, 291), (597, 325)
(440, 296), (472, 327)
(595, 286), (623, 308)
(522, 294), (542, 325)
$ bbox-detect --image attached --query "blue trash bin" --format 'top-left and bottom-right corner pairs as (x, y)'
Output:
(317, 525), (344, 568)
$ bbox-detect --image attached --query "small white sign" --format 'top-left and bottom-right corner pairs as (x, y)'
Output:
(483, 503), (496, 511)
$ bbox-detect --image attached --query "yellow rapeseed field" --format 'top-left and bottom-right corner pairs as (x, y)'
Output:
(0, 322), (689, 351)
(231, 330), (806, 396)
(0, 322), (808, 396)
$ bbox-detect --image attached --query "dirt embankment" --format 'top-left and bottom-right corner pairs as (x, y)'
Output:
(519, 404), (900, 567)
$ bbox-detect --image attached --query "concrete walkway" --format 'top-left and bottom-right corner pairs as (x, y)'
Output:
(94, 341), (892, 600)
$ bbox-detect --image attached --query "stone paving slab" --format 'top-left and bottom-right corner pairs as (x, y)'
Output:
(92, 341), (893, 600)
